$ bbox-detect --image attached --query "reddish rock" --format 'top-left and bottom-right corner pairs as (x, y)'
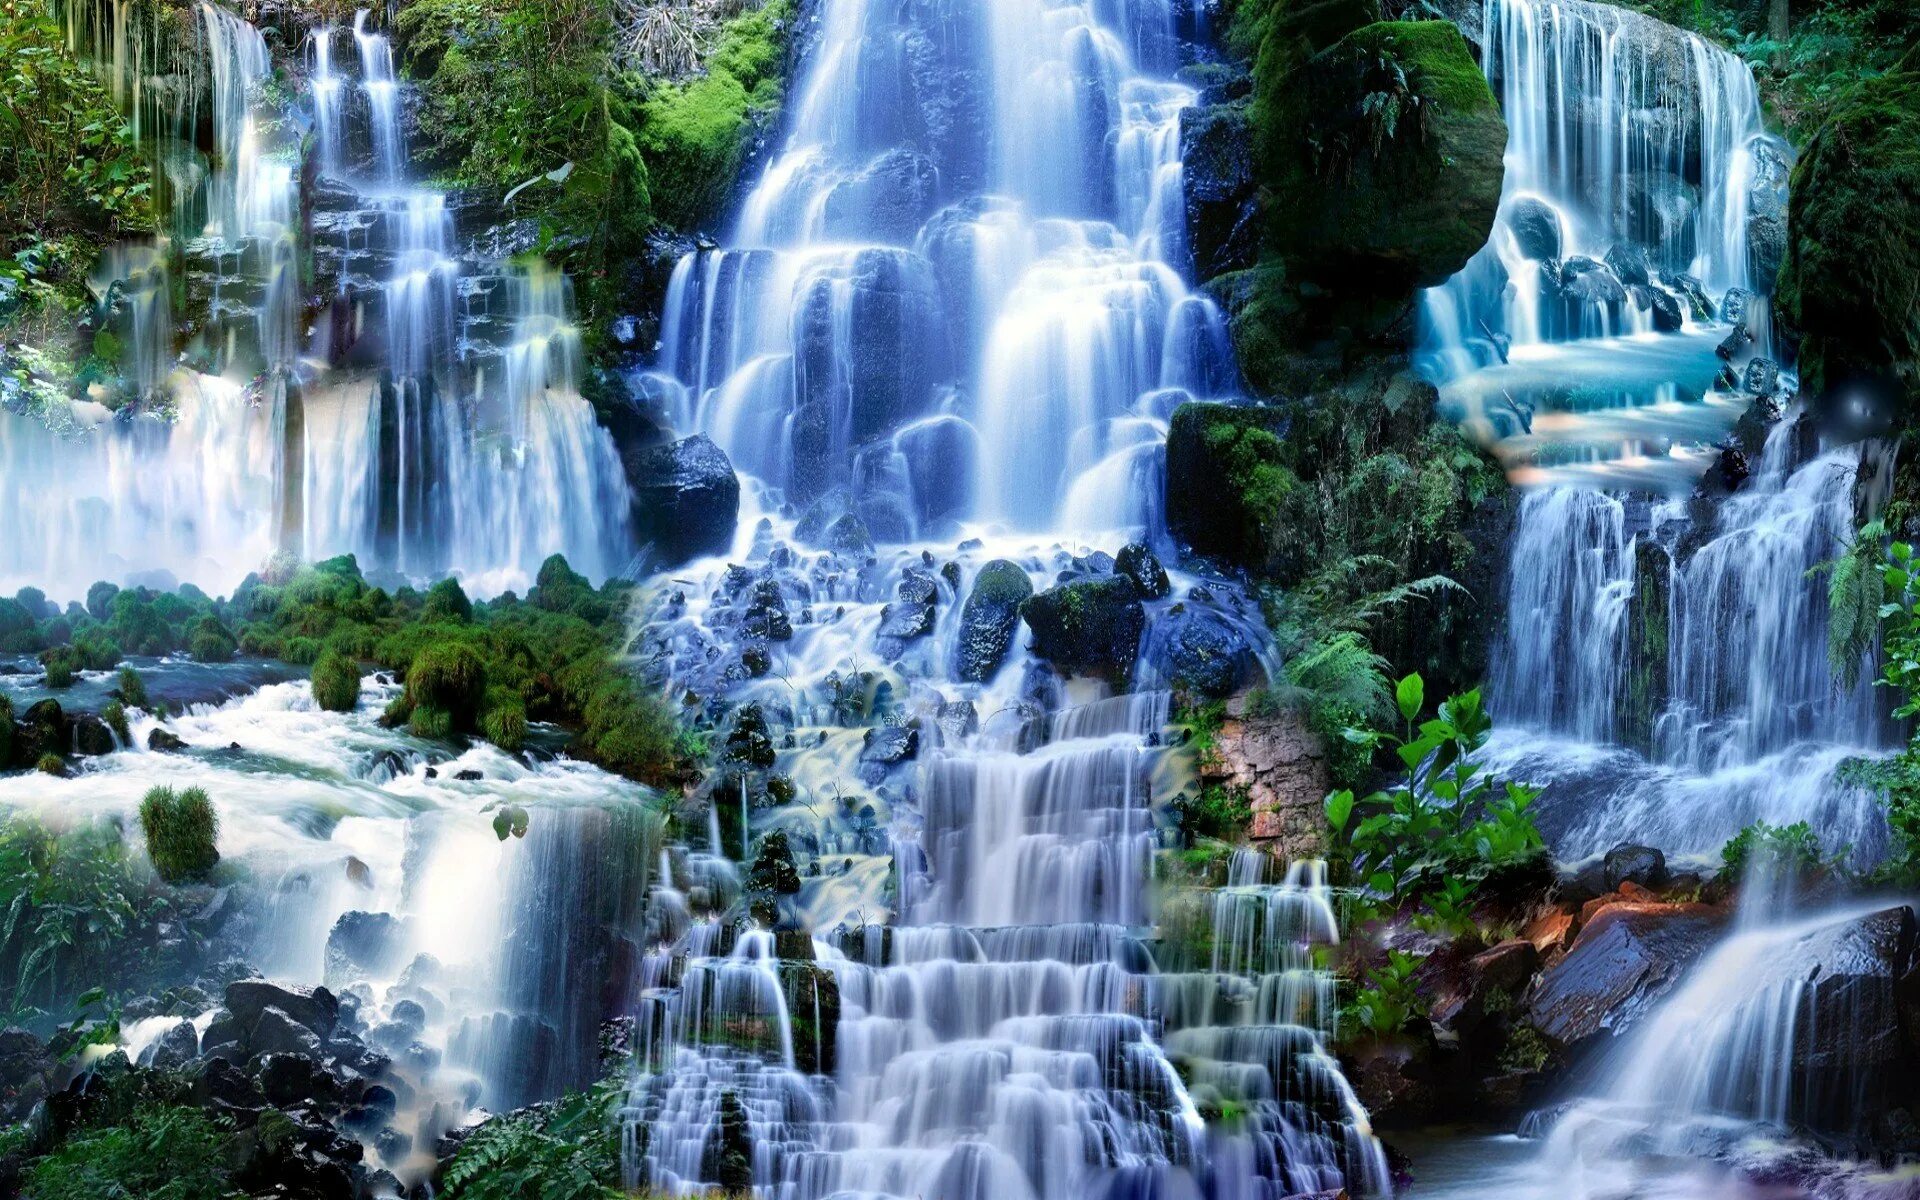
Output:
(1523, 910), (1576, 962)
(1201, 693), (1330, 860)
(1430, 938), (1539, 1038)
(1526, 901), (1724, 1053)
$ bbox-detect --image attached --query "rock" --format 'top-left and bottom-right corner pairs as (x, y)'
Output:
(72, 714), (116, 756)
(1776, 70), (1920, 405)
(1149, 605), (1256, 699)
(1431, 938), (1540, 1038)
(624, 435), (740, 566)
(1604, 243), (1652, 289)
(0, 1028), (53, 1120)
(1558, 257), (1627, 306)
(934, 701), (978, 742)
(148, 727), (187, 752)
(860, 723), (919, 767)
(876, 570), (938, 649)
(1181, 101), (1260, 277)
(325, 911), (410, 984)
(1720, 287), (1755, 330)
(1663, 271), (1713, 320)
(1647, 284), (1684, 332)
(795, 492), (876, 555)
(955, 560), (1032, 683)
(1200, 696), (1331, 860)
(1601, 845), (1667, 892)
(1114, 542), (1170, 600)
(1743, 356), (1781, 397)
(1164, 402), (1296, 573)
(190, 1055), (266, 1113)
(225, 979), (339, 1038)
(254, 1052), (342, 1107)
(1773, 905), (1918, 1137)
(1522, 909), (1577, 962)
(139, 1019), (201, 1071)
(821, 148), (941, 244)
(1020, 577), (1145, 685)
(249, 1006), (324, 1059)
(1507, 197), (1563, 262)
(1526, 901), (1723, 1053)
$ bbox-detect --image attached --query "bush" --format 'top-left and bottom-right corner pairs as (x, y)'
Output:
(188, 616), (236, 663)
(1719, 820), (1824, 879)
(410, 705), (454, 741)
(406, 641), (487, 730)
(138, 786), (219, 883)
(35, 753), (64, 776)
(423, 577), (474, 624)
(116, 665), (149, 709)
(482, 698), (528, 752)
(23, 1103), (236, 1200)
(438, 1075), (624, 1200)
(38, 644), (82, 688)
(310, 648), (362, 713)
(101, 700), (129, 744)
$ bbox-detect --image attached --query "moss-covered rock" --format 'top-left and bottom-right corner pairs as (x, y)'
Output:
(310, 648), (362, 713)
(1777, 68), (1920, 412)
(956, 560), (1034, 683)
(1020, 578), (1146, 686)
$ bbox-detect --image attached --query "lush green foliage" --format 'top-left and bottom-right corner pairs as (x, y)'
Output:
(138, 786), (220, 884)
(0, 6), (154, 360)
(0, 817), (187, 1024)
(1324, 675), (1544, 910)
(0, 555), (698, 786)
(23, 1102), (240, 1200)
(1344, 947), (1423, 1038)
(1832, 531), (1920, 883)
(1719, 819), (1825, 878)
(438, 1075), (626, 1200)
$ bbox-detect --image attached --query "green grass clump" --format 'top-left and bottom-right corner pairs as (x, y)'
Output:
(138, 785), (219, 884)
(406, 641), (488, 730)
(309, 647), (362, 713)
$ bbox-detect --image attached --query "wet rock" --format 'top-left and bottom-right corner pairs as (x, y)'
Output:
(1604, 243), (1652, 289)
(72, 714), (116, 757)
(1743, 356), (1781, 397)
(860, 724), (919, 769)
(1200, 695), (1330, 859)
(1181, 101), (1260, 277)
(822, 148), (941, 244)
(723, 704), (778, 769)
(254, 1051), (342, 1108)
(325, 912), (410, 984)
(453, 769), (483, 781)
(250, 1007), (324, 1060)
(1150, 605), (1256, 699)
(1020, 577), (1145, 686)
(796, 493), (875, 555)
(956, 560), (1032, 683)
(1602, 844), (1667, 892)
(0, 1028), (53, 1120)
(624, 434), (740, 567)
(1114, 542), (1170, 600)
(1647, 284), (1684, 332)
(1526, 901), (1723, 1053)
(934, 700), (978, 742)
(139, 1019), (201, 1071)
(1779, 905), (1917, 1138)
(226, 979), (339, 1039)
(1507, 197), (1562, 262)
(1663, 271), (1714, 321)
(876, 569), (938, 651)
(190, 1055), (266, 1114)
(148, 727), (188, 752)
(1558, 257), (1627, 306)
(1720, 287), (1755, 330)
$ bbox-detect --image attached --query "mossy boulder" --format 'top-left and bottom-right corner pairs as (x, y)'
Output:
(310, 648), (362, 713)
(1019, 578), (1146, 686)
(1249, 18), (1505, 341)
(1777, 68), (1920, 414)
(955, 560), (1033, 683)
(404, 642), (486, 732)
(1165, 402), (1311, 575)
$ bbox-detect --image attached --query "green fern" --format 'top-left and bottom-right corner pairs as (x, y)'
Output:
(1822, 519), (1886, 687)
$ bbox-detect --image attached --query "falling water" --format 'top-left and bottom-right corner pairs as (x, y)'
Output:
(1486, 419), (1896, 864)
(0, 4), (632, 597)
(1418, 0), (1789, 489)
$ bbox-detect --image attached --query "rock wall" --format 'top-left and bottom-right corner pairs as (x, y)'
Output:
(1200, 694), (1331, 859)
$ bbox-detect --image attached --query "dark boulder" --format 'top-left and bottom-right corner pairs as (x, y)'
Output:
(1743, 357), (1781, 397)
(860, 724), (919, 772)
(1148, 605), (1256, 699)
(1115, 542), (1170, 600)
(1181, 101), (1260, 277)
(254, 1052), (342, 1108)
(1602, 844), (1668, 892)
(1526, 902), (1723, 1053)
(956, 560), (1032, 683)
(1020, 577), (1146, 686)
(625, 434), (740, 566)
(138, 1019), (201, 1071)
(1648, 284), (1684, 332)
(822, 148), (941, 244)
(1507, 197), (1562, 262)
(1558, 257), (1628, 306)
(1604, 243), (1652, 289)
(325, 911), (410, 984)
(1777, 905), (1918, 1138)
(148, 727), (188, 752)
(225, 979), (339, 1039)
(249, 1006), (324, 1060)
(71, 714), (116, 757)
(876, 570), (938, 651)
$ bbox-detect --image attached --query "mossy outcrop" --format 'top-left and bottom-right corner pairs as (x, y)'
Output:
(1777, 67), (1920, 413)
(1235, 9), (1505, 344)
(1020, 578), (1147, 686)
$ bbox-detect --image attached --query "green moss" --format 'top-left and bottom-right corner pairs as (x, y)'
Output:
(138, 785), (219, 883)
(405, 641), (488, 730)
(1777, 67), (1920, 406)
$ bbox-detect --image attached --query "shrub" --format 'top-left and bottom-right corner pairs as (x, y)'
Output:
(115, 665), (149, 708)
(188, 616), (236, 663)
(423, 577), (475, 624)
(1720, 820), (1824, 879)
(410, 705), (454, 741)
(38, 644), (82, 688)
(35, 753), (64, 776)
(101, 700), (129, 744)
(406, 641), (487, 729)
(438, 1075), (624, 1200)
(310, 648), (362, 713)
(482, 698), (528, 753)
(23, 1103), (236, 1200)
(138, 786), (219, 883)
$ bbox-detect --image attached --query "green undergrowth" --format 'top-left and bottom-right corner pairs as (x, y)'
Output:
(0, 554), (700, 787)
(437, 1074), (627, 1200)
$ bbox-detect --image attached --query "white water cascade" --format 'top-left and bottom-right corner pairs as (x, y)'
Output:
(1418, 0), (1791, 489)
(1485, 418), (1896, 864)
(0, 3), (632, 598)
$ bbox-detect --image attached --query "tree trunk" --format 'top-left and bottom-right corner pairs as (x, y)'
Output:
(1769, 0), (1789, 70)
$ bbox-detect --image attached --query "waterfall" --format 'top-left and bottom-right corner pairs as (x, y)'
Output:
(1417, 0), (1789, 489)
(0, 4), (632, 597)
(1484, 423), (1896, 864)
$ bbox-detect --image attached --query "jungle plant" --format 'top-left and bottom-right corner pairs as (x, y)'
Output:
(138, 785), (220, 883)
(1344, 948), (1425, 1038)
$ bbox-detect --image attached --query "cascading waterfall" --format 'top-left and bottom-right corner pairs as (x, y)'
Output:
(1485, 418), (1896, 863)
(616, 0), (1389, 1196)
(0, 3), (631, 597)
(1417, 0), (1790, 488)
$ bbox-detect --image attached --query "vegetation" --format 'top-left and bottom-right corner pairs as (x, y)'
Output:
(138, 786), (220, 884)
(23, 1101), (239, 1200)
(0, 555), (701, 787)
(0, 5), (155, 405)
(1344, 947), (1423, 1038)
(0, 817), (192, 1025)
(1830, 531), (1920, 884)
(437, 1075), (627, 1200)
(1719, 819), (1825, 877)
(1323, 675), (1545, 912)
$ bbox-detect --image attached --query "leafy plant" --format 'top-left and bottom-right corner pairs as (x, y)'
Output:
(1345, 948), (1425, 1038)
(1719, 820), (1825, 878)
(438, 1075), (626, 1200)
(1324, 674), (1544, 909)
